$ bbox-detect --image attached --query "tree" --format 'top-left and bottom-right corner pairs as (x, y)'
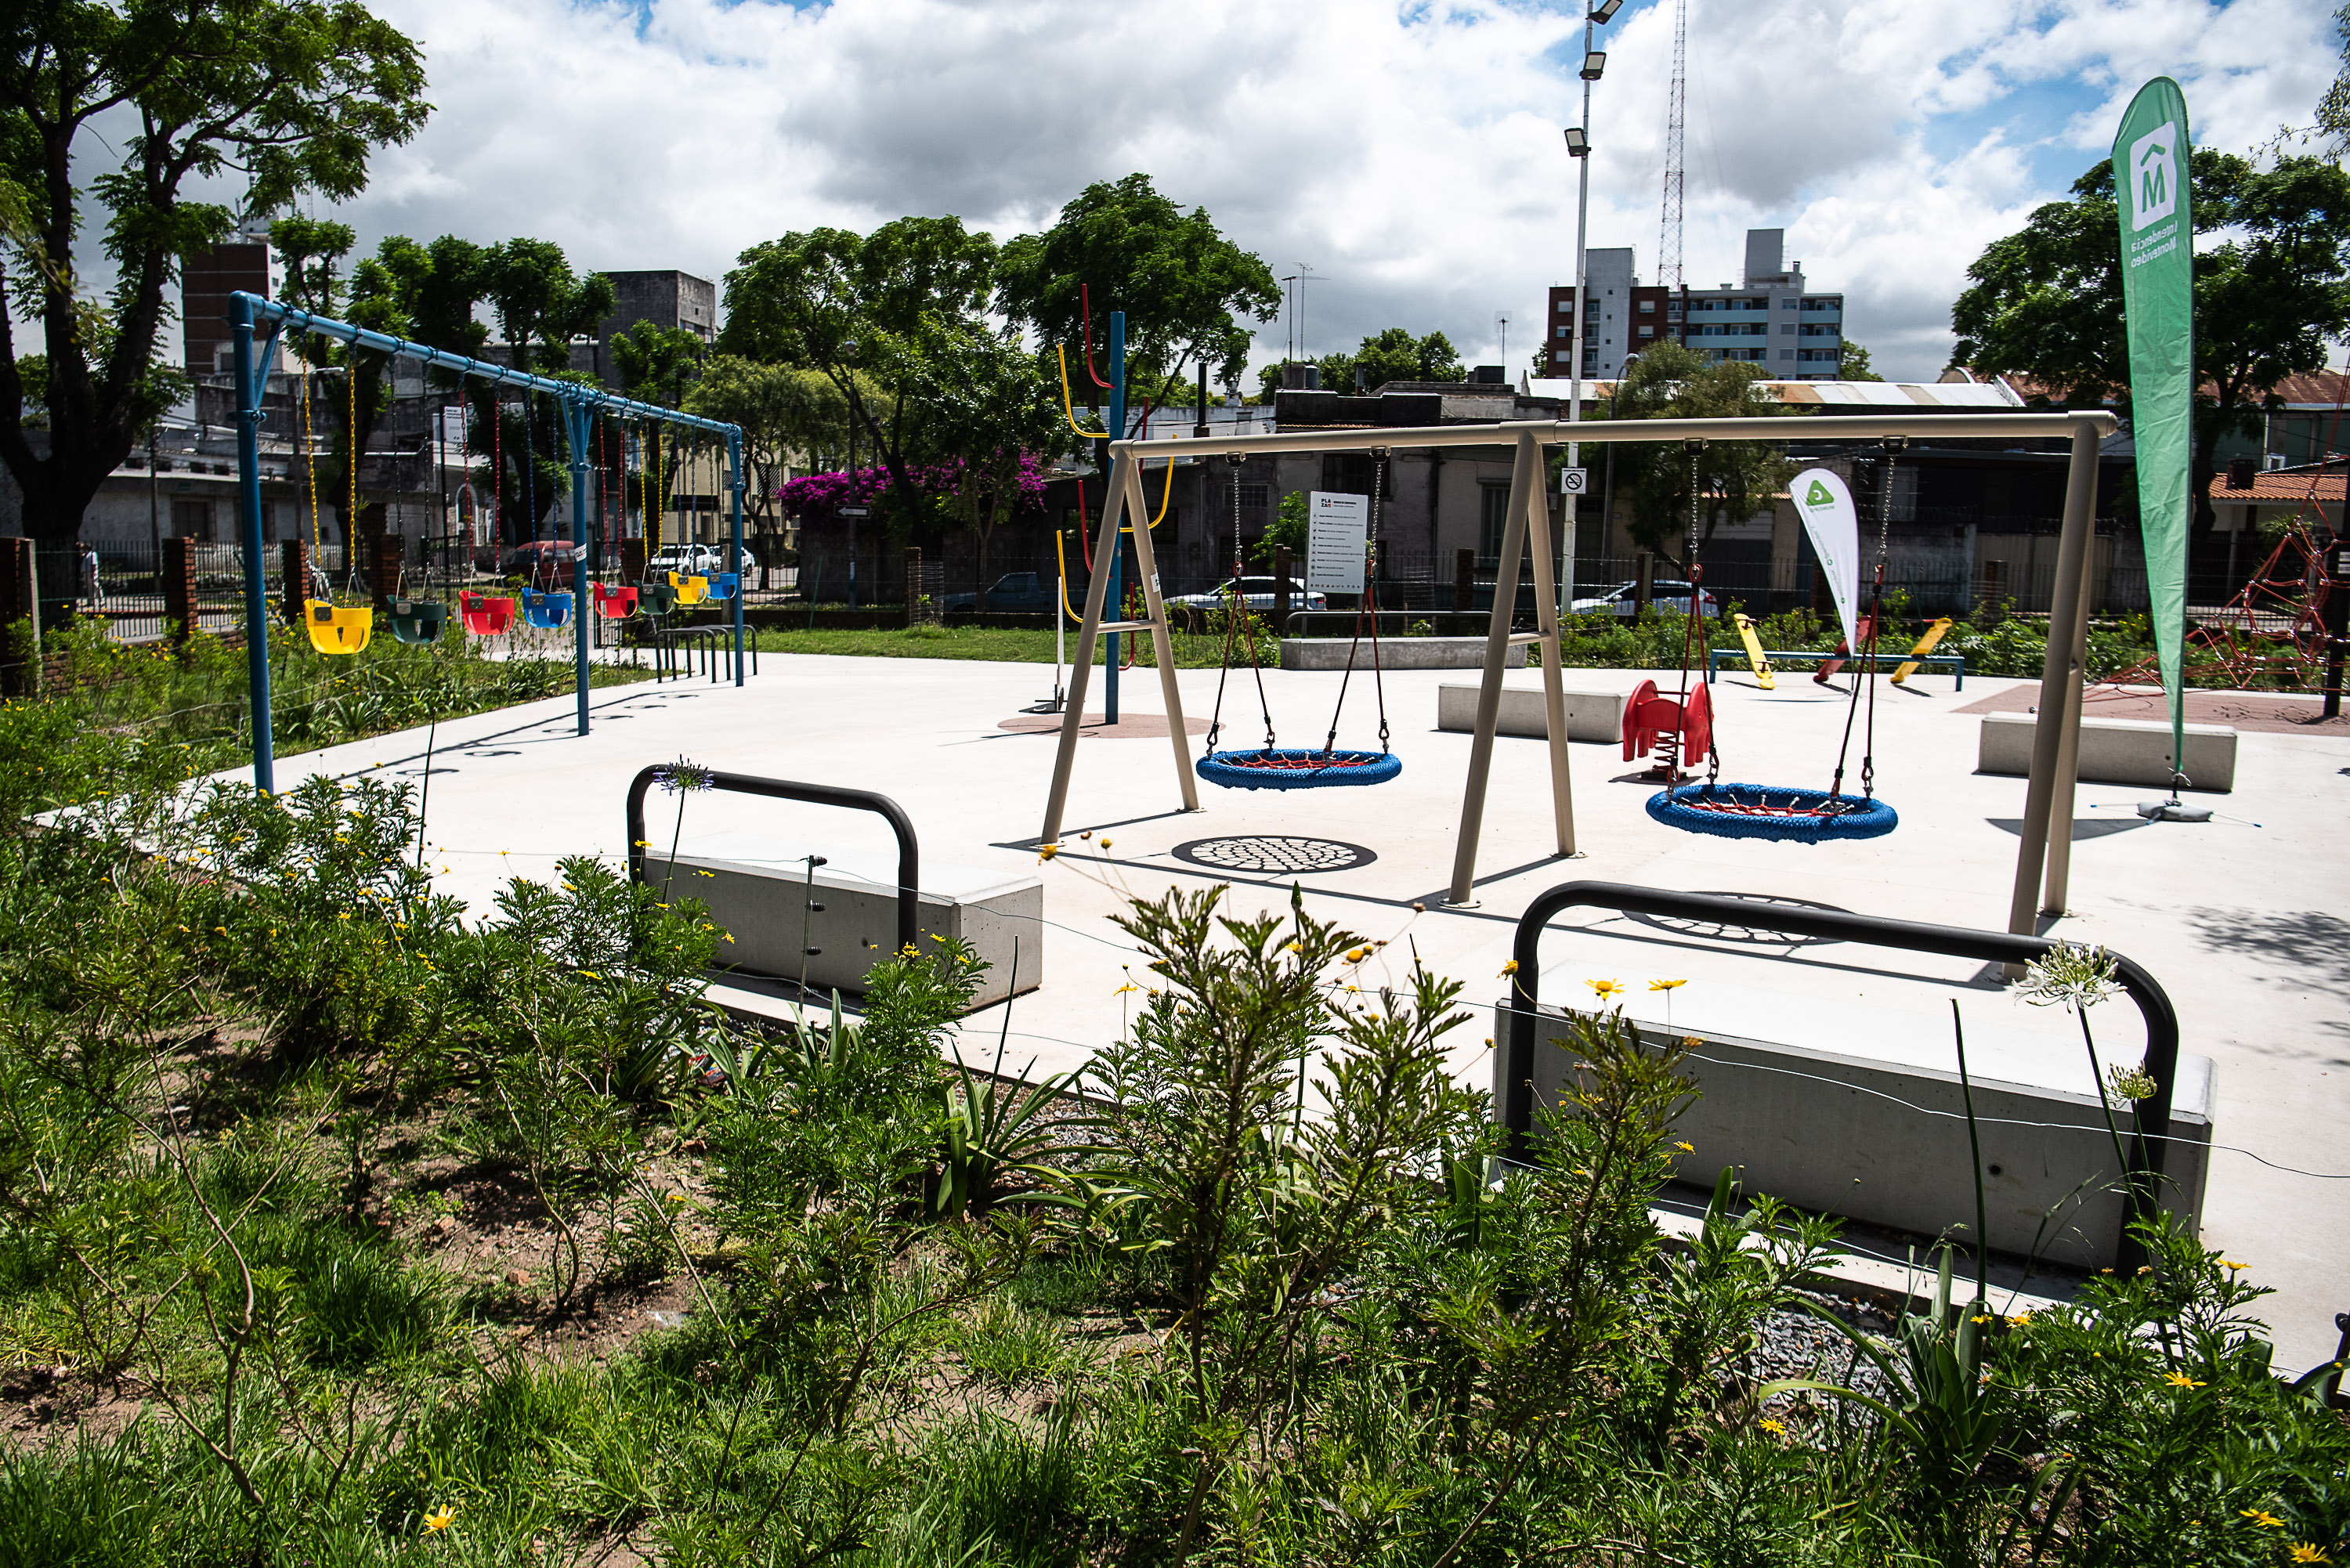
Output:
(1249, 491), (1308, 568)
(1589, 341), (1798, 570)
(2318, 4), (2350, 154)
(721, 217), (998, 538)
(1271, 327), (1468, 401)
(1951, 151), (2350, 532)
(904, 327), (1058, 604)
(685, 356), (851, 584)
(0, 0), (429, 545)
(466, 239), (613, 543)
(1837, 341), (1885, 381)
(995, 174), (1278, 430)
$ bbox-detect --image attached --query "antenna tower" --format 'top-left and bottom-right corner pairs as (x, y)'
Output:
(1658, 0), (1687, 287)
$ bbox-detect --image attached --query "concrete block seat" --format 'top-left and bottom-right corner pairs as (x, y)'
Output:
(642, 852), (1042, 1008)
(1436, 679), (1626, 742)
(1283, 636), (1524, 671)
(1978, 710), (2237, 792)
(1498, 959), (2214, 1272)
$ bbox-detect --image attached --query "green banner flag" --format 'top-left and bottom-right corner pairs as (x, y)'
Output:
(2113, 76), (2193, 778)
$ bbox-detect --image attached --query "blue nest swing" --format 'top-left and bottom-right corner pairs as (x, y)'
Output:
(1196, 748), (1402, 791)
(1647, 782), (1898, 844)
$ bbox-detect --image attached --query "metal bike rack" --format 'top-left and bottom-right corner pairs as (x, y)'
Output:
(624, 768), (919, 952)
(1502, 880), (2181, 1271)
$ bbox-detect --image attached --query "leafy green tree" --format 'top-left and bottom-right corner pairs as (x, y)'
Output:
(721, 217), (997, 535)
(905, 327), (1059, 601)
(269, 214), (384, 545)
(0, 0), (429, 544)
(2318, 4), (2350, 154)
(1321, 326), (1467, 394)
(1249, 491), (1308, 569)
(453, 239), (614, 544)
(685, 356), (851, 580)
(611, 321), (705, 406)
(1950, 152), (2350, 530)
(996, 174), (1278, 427)
(1590, 340), (1799, 569)
(1838, 341), (1885, 381)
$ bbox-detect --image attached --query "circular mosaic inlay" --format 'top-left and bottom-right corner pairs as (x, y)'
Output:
(1624, 891), (1851, 947)
(1170, 836), (1378, 875)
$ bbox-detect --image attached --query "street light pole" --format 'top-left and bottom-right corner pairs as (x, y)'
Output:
(1563, 7), (1614, 473)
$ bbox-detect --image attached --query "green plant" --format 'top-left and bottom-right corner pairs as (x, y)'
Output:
(1764, 1245), (2016, 1548)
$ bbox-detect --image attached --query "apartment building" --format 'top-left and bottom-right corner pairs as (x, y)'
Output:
(1544, 229), (1846, 382)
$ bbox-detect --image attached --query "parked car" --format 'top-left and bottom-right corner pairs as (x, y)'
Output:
(1167, 576), (1329, 612)
(649, 543), (749, 578)
(1569, 580), (1719, 620)
(501, 540), (578, 584)
(943, 572), (1058, 613)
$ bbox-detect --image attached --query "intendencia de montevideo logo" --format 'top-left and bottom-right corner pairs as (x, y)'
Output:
(2128, 120), (2181, 263)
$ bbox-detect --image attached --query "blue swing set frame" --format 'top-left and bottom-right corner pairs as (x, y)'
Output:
(222, 291), (747, 793)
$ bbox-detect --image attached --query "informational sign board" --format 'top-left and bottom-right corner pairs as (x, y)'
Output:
(1305, 490), (1369, 594)
(1559, 467), (1589, 495)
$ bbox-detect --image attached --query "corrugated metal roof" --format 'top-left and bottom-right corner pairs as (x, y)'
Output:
(1520, 378), (2025, 410)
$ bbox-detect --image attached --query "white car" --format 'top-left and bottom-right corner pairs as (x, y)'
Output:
(650, 543), (749, 578)
(1570, 580), (1719, 620)
(1168, 576), (1329, 612)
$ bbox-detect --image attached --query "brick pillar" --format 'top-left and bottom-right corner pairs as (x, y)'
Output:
(281, 539), (310, 625)
(622, 537), (647, 584)
(0, 538), (31, 696)
(356, 502), (388, 607)
(1455, 547), (1475, 617)
(371, 530), (404, 612)
(164, 536), (197, 645)
(904, 546), (920, 623)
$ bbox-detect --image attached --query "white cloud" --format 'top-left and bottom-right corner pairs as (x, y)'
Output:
(142, 0), (2348, 382)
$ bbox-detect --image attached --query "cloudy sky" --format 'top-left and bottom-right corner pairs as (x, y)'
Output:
(239, 0), (2345, 381)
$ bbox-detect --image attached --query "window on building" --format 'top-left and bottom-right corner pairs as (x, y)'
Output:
(1638, 325), (1654, 338)
(172, 499), (214, 541)
(1780, 349), (1795, 360)
(1639, 299), (1655, 313)
(1556, 326), (1570, 341)
(1233, 482), (1269, 511)
(1780, 323), (1795, 334)
(1781, 298), (1799, 309)
(1321, 453), (1387, 498)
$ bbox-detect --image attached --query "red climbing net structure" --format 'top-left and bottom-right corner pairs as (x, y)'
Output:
(2103, 388), (2346, 695)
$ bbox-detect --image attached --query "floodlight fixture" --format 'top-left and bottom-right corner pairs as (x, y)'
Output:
(1563, 127), (1590, 157)
(1590, 0), (1625, 21)
(1581, 50), (1607, 80)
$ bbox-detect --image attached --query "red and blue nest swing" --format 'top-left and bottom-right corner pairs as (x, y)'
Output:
(1636, 439), (1901, 844)
(1195, 452), (1401, 791)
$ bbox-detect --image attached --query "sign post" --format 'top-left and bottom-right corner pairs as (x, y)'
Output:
(1305, 490), (1369, 598)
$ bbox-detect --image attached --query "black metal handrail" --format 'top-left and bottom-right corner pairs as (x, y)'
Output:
(1502, 881), (2181, 1270)
(624, 768), (920, 952)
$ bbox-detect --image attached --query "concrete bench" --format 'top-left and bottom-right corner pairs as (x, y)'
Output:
(1977, 710), (2237, 792)
(1708, 648), (1965, 688)
(1499, 976), (2214, 1271)
(1282, 636), (1524, 671)
(1437, 681), (1625, 742)
(642, 852), (1042, 1008)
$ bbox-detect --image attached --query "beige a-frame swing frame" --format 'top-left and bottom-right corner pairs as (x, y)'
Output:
(1040, 409), (2115, 923)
